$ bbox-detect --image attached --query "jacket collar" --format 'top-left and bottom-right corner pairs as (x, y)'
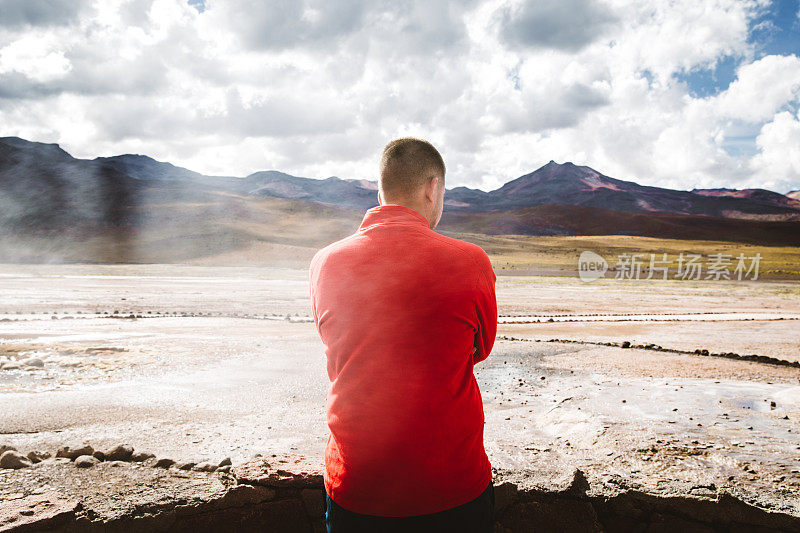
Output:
(357, 204), (431, 231)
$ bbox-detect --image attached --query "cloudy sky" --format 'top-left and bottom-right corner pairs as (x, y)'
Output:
(1, 0), (799, 193)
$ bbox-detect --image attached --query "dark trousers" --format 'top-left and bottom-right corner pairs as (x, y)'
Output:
(324, 480), (494, 533)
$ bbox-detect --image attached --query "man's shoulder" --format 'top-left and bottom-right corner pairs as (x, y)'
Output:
(426, 232), (492, 273)
(310, 230), (492, 275)
(309, 233), (359, 272)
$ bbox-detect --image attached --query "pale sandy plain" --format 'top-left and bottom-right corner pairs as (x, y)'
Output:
(0, 263), (798, 515)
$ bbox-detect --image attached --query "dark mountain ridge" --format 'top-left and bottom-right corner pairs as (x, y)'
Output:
(2, 136), (799, 255)
(5, 136), (796, 219)
(98, 144), (800, 219)
(460, 161), (800, 218)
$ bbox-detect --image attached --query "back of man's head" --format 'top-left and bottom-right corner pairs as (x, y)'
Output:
(379, 137), (445, 202)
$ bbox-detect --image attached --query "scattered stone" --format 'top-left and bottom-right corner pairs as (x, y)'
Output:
(216, 465), (232, 473)
(154, 458), (175, 468)
(105, 444), (134, 461)
(56, 444), (94, 460)
(26, 450), (51, 463)
(131, 451), (155, 462)
(0, 450), (32, 469)
(621, 341), (631, 348)
(25, 358), (44, 367)
(193, 462), (218, 472)
(176, 461), (196, 470)
(109, 460), (128, 467)
(74, 455), (100, 468)
(92, 450), (106, 461)
(0, 444), (17, 455)
(218, 457), (232, 468)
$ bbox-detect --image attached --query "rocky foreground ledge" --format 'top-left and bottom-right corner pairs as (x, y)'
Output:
(1, 456), (799, 533)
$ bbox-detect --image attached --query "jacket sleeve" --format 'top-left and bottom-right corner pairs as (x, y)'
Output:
(472, 250), (497, 365)
(309, 254), (321, 337)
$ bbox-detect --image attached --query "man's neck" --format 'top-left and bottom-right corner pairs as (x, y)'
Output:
(380, 200), (432, 227)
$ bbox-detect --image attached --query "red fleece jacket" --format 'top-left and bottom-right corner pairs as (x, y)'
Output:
(308, 203), (498, 517)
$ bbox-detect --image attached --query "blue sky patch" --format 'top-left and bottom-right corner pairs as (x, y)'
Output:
(188, 0), (205, 13)
(675, 54), (741, 98)
(676, 0), (799, 98)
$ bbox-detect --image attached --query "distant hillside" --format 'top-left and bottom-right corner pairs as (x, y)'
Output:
(692, 187), (800, 212)
(1, 136), (799, 264)
(457, 162), (800, 219)
(438, 204), (800, 245)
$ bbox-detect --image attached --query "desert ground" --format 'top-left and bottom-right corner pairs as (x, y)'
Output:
(0, 261), (798, 519)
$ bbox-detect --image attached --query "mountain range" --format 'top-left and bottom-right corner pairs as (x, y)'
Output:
(1, 136), (799, 263)
(99, 157), (800, 220)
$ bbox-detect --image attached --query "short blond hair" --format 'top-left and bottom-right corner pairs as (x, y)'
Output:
(379, 137), (445, 201)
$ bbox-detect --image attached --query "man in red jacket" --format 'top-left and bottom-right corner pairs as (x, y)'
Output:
(309, 137), (497, 532)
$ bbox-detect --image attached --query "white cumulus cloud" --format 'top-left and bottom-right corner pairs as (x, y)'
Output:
(0, 0), (797, 194)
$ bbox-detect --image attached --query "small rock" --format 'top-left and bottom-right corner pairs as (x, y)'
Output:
(92, 451), (106, 461)
(193, 462), (217, 472)
(131, 451), (155, 462)
(109, 460), (127, 467)
(153, 458), (175, 469)
(0, 445), (17, 455)
(175, 461), (196, 470)
(621, 341), (631, 348)
(74, 455), (100, 468)
(56, 444), (94, 460)
(25, 358), (45, 368)
(105, 444), (134, 461)
(216, 465), (232, 473)
(26, 451), (50, 464)
(0, 450), (32, 469)
(218, 457), (232, 467)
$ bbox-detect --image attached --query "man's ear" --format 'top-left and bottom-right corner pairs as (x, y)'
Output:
(377, 190), (383, 205)
(424, 176), (438, 203)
